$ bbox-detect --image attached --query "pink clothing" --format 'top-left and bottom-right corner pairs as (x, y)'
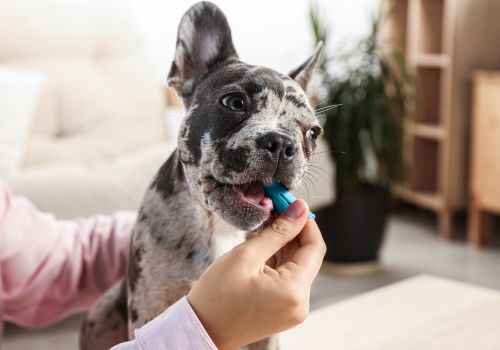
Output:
(0, 179), (217, 349)
(112, 296), (216, 350)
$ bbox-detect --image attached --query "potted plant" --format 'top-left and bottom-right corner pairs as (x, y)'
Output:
(310, 2), (414, 265)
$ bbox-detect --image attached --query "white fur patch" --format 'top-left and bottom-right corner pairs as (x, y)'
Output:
(211, 217), (246, 258)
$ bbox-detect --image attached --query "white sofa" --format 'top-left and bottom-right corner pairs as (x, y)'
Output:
(0, 0), (334, 219)
(0, 0), (181, 218)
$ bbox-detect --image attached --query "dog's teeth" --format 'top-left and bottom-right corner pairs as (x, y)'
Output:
(262, 177), (273, 186)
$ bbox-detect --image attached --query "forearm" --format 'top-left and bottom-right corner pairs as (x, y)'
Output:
(0, 179), (136, 327)
(111, 297), (216, 350)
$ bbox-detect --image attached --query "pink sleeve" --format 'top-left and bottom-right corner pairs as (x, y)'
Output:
(111, 296), (217, 350)
(0, 179), (136, 328)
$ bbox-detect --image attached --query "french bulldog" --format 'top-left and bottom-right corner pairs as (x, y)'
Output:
(80, 2), (323, 349)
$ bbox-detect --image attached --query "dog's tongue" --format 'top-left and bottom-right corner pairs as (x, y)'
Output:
(236, 182), (273, 209)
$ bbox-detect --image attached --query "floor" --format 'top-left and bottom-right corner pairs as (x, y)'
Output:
(4, 209), (500, 349)
(311, 209), (500, 309)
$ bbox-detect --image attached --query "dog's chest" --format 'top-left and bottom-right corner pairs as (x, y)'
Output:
(211, 219), (246, 259)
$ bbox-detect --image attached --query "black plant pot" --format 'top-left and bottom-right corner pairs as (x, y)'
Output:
(316, 186), (390, 263)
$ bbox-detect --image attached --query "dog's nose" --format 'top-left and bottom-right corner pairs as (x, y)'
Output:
(257, 132), (296, 161)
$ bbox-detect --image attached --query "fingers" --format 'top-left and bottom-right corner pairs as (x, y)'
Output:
(243, 200), (310, 264)
(278, 219), (326, 284)
(278, 237), (301, 266)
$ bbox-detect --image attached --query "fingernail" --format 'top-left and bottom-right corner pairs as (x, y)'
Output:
(284, 200), (306, 219)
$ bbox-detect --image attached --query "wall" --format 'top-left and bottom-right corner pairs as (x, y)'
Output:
(128, 0), (379, 81)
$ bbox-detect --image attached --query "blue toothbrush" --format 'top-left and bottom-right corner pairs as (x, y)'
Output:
(262, 181), (316, 219)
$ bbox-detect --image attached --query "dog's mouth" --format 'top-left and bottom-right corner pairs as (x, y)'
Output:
(206, 177), (276, 230)
(213, 180), (274, 211)
(232, 181), (274, 210)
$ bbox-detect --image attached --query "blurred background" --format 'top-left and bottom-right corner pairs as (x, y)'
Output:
(1, 0), (499, 349)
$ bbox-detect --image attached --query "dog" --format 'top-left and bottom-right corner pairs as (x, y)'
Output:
(80, 2), (322, 349)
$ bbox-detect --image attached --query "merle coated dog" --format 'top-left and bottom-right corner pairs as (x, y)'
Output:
(80, 2), (322, 349)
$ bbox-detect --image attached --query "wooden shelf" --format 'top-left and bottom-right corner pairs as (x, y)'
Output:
(412, 138), (439, 193)
(385, 0), (500, 238)
(393, 185), (443, 210)
(415, 67), (442, 125)
(412, 53), (449, 68)
(413, 0), (445, 55)
(412, 123), (446, 140)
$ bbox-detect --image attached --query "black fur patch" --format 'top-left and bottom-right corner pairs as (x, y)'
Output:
(242, 70), (285, 100)
(285, 94), (307, 109)
(151, 151), (184, 200)
(150, 219), (169, 245)
(130, 307), (139, 323)
(186, 248), (196, 261)
(217, 145), (251, 174)
(174, 236), (185, 250)
(139, 212), (149, 223)
(116, 282), (128, 321)
(181, 125), (188, 138)
(127, 243), (144, 293)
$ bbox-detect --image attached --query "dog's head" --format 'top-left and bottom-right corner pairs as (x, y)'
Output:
(168, 2), (323, 231)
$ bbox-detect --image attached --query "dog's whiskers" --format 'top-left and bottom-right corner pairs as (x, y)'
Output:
(313, 150), (347, 156)
(307, 163), (334, 177)
(307, 167), (330, 183)
(305, 175), (317, 196)
(311, 96), (331, 109)
(314, 104), (341, 113)
(305, 170), (321, 189)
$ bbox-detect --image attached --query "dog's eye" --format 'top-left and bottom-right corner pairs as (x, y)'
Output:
(306, 126), (321, 142)
(221, 94), (246, 111)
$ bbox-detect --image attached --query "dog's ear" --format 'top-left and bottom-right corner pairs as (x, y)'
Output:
(168, 2), (238, 97)
(288, 42), (323, 91)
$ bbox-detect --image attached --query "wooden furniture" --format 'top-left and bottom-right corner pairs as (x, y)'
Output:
(468, 71), (500, 247)
(382, 0), (500, 237)
(281, 275), (500, 349)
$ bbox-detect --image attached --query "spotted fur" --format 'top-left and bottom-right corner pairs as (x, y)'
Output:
(80, 2), (322, 349)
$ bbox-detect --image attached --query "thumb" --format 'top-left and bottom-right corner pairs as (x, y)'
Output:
(244, 199), (310, 263)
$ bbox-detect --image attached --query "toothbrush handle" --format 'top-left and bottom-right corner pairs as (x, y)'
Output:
(263, 183), (316, 219)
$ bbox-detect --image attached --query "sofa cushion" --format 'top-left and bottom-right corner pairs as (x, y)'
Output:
(9, 143), (176, 219)
(7, 56), (164, 137)
(0, 0), (166, 168)
(0, 66), (43, 178)
(21, 115), (167, 167)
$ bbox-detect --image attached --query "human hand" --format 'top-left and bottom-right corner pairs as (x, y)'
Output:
(187, 199), (326, 349)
